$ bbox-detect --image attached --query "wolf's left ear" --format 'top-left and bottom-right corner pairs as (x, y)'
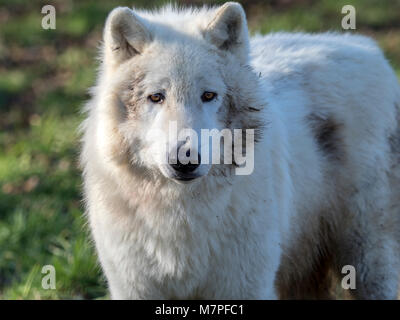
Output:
(103, 7), (152, 66)
(203, 2), (249, 62)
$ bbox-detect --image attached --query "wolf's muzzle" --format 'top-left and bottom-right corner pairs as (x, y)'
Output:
(168, 146), (201, 181)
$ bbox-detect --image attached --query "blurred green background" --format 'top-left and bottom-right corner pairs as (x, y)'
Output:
(0, 0), (399, 299)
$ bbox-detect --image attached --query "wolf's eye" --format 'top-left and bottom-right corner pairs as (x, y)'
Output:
(201, 91), (217, 102)
(148, 93), (165, 103)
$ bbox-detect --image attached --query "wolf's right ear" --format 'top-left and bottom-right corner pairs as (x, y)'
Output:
(103, 7), (151, 65)
(203, 2), (249, 62)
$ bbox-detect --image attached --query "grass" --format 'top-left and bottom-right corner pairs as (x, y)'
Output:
(0, 0), (399, 299)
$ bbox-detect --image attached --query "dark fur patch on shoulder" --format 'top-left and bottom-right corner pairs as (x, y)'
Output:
(307, 113), (344, 161)
(389, 104), (400, 162)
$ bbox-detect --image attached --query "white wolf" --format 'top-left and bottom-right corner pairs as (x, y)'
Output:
(81, 2), (400, 299)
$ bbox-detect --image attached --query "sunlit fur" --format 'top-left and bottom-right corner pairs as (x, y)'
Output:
(81, 2), (400, 299)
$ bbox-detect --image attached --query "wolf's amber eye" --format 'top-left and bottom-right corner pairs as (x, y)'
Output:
(201, 91), (217, 102)
(148, 93), (165, 103)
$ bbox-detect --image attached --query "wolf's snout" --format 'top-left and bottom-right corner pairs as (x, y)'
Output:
(169, 148), (201, 174)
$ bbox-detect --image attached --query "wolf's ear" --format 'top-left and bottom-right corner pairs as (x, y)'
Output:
(104, 7), (151, 65)
(203, 2), (249, 62)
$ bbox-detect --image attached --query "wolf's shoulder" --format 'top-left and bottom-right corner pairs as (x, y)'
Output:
(250, 32), (381, 57)
(249, 32), (387, 82)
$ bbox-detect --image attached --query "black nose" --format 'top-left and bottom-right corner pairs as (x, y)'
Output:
(170, 149), (201, 174)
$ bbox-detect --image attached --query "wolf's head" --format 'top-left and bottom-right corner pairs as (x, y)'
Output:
(97, 2), (265, 184)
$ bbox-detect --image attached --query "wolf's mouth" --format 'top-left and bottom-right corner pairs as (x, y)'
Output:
(173, 174), (199, 182)
(170, 171), (203, 183)
(175, 176), (196, 181)
(161, 164), (203, 183)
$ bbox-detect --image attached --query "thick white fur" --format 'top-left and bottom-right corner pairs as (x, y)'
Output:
(81, 3), (400, 299)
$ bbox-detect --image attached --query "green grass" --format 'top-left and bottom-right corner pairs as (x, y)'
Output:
(0, 0), (399, 299)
